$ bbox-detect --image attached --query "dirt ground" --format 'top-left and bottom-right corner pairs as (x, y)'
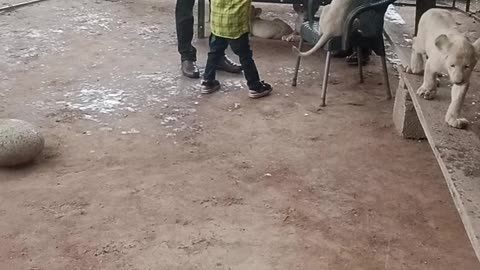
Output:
(1, 1), (479, 269)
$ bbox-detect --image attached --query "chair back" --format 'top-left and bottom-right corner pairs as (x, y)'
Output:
(341, 0), (397, 52)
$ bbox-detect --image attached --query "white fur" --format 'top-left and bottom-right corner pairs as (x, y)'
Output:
(250, 6), (293, 40)
(292, 0), (357, 56)
(406, 8), (480, 129)
(250, 6), (304, 42)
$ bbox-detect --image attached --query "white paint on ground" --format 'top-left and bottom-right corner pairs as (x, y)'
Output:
(70, 10), (115, 32)
(222, 79), (245, 89)
(63, 84), (129, 114)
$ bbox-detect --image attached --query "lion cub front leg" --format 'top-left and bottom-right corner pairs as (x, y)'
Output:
(406, 37), (424, 74)
(445, 84), (469, 129)
(282, 33), (301, 42)
(416, 59), (438, 100)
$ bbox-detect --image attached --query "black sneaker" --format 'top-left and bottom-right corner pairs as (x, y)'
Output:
(217, 56), (242, 73)
(345, 52), (370, 66)
(248, 81), (272, 99)
(201, 80), (221, 94)
(331, 49), (353, 58)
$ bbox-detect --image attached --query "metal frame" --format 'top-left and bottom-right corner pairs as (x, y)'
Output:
(400, 0), (479, 35)
(448, 0), (480, 21)
(414, 0), (436, 34)
(198, 0), (207, 39)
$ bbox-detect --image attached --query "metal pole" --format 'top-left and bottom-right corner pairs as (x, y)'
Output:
(0, 0), (48, 12)
(415, 0), (436, 35)
(197, 0), (205, 39)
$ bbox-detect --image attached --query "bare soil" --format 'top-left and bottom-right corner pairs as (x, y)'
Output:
(0, 1), (479, 269)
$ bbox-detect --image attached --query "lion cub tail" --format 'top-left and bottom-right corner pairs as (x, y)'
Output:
(292, 34), (331, 57)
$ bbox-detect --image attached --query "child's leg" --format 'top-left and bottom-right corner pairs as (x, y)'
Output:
(204, 34), (228, 82)
(228, 33), (263, 90)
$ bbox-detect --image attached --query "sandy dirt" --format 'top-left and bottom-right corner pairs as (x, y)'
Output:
(1, 1), (479, 269)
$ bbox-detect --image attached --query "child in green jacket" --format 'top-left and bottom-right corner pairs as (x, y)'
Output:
(201, 0), (272, 99)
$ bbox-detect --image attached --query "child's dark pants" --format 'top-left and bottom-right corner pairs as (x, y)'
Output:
(203, 33), (263, 91)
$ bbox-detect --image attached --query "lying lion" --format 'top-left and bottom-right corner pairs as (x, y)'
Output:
(250, 5), (304, 42)
(407, 8), (480, 129)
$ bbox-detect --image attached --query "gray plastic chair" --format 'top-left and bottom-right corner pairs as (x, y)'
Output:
(292, 0), (396, 106)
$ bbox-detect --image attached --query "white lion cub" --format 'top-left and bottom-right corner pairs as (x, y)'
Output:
(407, 8), (480, 129)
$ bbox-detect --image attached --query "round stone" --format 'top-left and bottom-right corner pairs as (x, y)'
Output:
(0, 119), (45, 167)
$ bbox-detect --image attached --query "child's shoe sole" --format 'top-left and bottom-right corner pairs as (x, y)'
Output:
(248, 88), (272, 99)
(201, 81), (221, 94)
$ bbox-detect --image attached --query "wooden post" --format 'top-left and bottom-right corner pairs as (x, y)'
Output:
(198, 0), (206, 39)
(415, 0), (436, 35)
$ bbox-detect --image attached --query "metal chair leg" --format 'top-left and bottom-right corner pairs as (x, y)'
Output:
(292, 38), (304, 87)
(381, 55), (392, 100)
(321, 51), (332, 107)
(357, 46), (364, 83)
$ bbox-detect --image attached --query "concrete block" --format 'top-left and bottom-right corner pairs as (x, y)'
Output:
(393, 76), (425, 139)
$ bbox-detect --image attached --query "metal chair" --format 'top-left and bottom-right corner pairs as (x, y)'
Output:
(292, 0), (396, 106)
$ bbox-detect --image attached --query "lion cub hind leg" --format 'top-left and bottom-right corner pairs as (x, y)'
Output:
(406, 37), (425, 74)
(416, 59), (438, 100)
(445, 84), (469, 129)
(407, 51), (424, 74)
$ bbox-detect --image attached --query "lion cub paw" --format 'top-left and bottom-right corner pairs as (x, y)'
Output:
(404, 66), (423, 75)
(416, 86), (437, 100)
(447, 117), (469, 129)
(282, 34), (301, 42)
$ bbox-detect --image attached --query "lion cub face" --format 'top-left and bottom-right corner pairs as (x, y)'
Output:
(435, 34), (480, 85)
